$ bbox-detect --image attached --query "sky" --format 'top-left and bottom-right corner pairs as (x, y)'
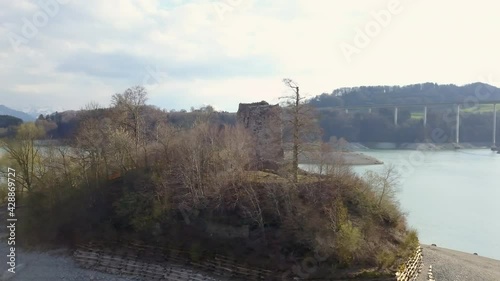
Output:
(1, 0), (500, 112)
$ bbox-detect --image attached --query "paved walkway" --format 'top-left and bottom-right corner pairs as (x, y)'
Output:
(419, 244), (500, 281)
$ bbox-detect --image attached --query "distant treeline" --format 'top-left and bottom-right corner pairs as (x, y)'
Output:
(32, 106), (236, 140)
(309, 83), (500, 143)
(317, 109), (499, 143)
(0, 115), (23, 138)
(309, 82), (500, 107)
(4, 82), (499, 144)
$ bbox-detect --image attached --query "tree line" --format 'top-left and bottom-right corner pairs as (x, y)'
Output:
(309, 82), (500, 107)
(316, 108), (500, 143)
(31, 104), (235, 140)
(0, 115), (23, 138)
(0, 85), (418, 278)
(4, 82), (500, 145)
(310, 82), (500, 143)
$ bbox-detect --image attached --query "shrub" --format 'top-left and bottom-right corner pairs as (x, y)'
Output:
(376, 250), (397, 269)
(334, 220), (362, 265)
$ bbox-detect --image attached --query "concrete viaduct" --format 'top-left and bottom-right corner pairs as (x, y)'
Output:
(319, 101), (500, 151)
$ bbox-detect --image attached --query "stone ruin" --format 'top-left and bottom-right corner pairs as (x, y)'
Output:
(237, 101), (284, 170)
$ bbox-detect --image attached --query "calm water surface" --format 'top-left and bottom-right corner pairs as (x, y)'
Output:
(353, 149), (500, 260)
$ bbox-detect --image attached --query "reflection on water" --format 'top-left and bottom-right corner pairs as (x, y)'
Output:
(353, 149), (500, 260)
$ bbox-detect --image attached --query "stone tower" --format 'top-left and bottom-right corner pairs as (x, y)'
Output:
(237, 101), (283, 169)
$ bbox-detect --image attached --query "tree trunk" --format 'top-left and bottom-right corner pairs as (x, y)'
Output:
(293, 86), (299, 183)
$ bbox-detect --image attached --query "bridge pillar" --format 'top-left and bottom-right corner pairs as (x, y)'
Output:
(369, 108), (372, 114)
(423, 106), (427, 127)
(456, 104), (460, 144)
(493, 104), (497, 151)
(394, 107), (398, 126)
(345, 108), (349, 114)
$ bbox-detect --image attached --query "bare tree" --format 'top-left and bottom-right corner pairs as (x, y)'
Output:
(364, 165), (400, 208)
(218, 124), (253, 177)
(75, 102), (113, 183)
(176, 120), (220, 207)
(111, 86), (148, 167)
(154, 120), (177, 159)
(281, 78), (320, 183)
(240, 184), (265, 238)
(1, 123), (45, 195)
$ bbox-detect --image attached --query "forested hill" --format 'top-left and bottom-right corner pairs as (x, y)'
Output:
(309, 82), (500, 108)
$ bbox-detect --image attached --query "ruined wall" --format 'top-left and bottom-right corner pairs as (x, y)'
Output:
(237, 101), (284, 168)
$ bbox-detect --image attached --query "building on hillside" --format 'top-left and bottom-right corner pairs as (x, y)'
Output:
(237, 101), (283, 170)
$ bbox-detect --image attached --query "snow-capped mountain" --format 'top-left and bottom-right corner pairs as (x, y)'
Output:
(20, 106), (67, 118)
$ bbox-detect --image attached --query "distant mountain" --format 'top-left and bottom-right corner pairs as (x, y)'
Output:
(0, 105), (35, 121)
(20, 105), (66, 118)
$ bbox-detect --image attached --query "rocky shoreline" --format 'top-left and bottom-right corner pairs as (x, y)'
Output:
(340, 151), (384, 165)
(296, 141), (499, 167)
(291, 140), (499, 168)
(294, 151), (384, 166)
(350, 142), (496, 150)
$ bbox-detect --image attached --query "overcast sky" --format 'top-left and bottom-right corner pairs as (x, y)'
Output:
(1, 0), (500, 112)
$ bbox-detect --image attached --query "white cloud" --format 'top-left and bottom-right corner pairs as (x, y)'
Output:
(1, 0), (500, 112)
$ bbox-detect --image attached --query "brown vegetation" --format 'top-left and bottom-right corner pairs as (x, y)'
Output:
(0, 86), (418, 279)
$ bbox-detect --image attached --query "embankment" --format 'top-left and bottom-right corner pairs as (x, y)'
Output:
(418, 244), (500, 281)
(357, 142), (493, 150)
(288, 151), (384, 166)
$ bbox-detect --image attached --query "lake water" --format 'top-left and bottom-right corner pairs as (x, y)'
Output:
(349, 149), (500, 260)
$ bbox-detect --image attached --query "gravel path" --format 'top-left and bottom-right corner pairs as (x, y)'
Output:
(0, 206), (137, 281)
(419, 244), (500, 281)
(0, 208), (222, 281)
(2, 227), (500, 281)
(0, 245), (138, 281)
